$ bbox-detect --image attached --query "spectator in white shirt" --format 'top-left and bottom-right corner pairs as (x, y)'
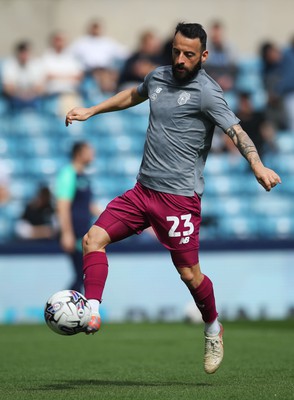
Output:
(43, 32), (83, 96)
(42, 32), (83, 114)
(2, 41), (44, 111)
(69, 20), (129, 93)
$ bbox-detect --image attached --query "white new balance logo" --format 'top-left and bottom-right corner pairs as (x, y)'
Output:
(179, 237), (190, 244)
(150, 87), (163, 101)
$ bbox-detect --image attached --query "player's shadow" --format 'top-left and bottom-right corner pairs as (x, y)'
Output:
(36, 379), (212, 390)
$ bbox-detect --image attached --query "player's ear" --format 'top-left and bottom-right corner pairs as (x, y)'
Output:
(201, 50), (209, 63)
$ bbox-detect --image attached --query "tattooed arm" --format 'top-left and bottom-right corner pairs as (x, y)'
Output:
(226, 124), (281, 191)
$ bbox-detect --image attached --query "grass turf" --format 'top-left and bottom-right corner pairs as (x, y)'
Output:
(0, 321), (293, 400)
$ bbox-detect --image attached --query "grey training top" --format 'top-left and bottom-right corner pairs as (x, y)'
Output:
(136, 66), (240, 197)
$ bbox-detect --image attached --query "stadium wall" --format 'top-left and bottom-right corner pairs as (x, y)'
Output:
(1, 249), (293, 324)
(0, 0), (293, 56)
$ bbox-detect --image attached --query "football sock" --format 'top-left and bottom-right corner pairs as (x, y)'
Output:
(88, 299), (100, 315)
(83, 251), (108, 302)
(204, 318), (220, 336)
(189, 275), (218, 323)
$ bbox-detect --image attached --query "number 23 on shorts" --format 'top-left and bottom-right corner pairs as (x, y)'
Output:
(166, 214), (194, 237)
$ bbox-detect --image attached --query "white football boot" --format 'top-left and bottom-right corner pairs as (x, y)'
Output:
(204, 323), (224, 374)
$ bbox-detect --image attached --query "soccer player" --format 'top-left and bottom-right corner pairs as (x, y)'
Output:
(65, 23), (281, 374)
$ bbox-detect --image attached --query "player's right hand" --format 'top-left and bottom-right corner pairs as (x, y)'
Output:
(65, 107), (92, 126)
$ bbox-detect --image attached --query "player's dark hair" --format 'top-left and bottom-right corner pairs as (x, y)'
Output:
(175, 23), (207, 51)
(71, 142), (88, 159)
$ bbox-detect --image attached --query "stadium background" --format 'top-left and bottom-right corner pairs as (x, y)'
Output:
(0, 0), (293, 324)
(1, 0), (294, 55)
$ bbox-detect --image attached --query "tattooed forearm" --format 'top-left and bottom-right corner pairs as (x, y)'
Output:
(226, 125), (261, 166)
(226, 126), (237, 140)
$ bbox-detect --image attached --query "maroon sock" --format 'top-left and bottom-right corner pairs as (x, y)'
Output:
(83, 251), (108, 302)
(189, 275), (218, 323)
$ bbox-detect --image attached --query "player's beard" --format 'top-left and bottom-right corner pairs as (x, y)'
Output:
(172, 59), (202, 83)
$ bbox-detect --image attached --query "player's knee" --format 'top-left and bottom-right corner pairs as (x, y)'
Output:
(82, 233), (91, 252)
(82, 232), (104, 254)
(82, 226), (109, 254)
(179, 267), (204, 288)
(179, 269), (195, 286)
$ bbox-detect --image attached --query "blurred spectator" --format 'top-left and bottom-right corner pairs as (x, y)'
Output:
(0, 160), (10, 205)
(42, 31), (83, 114)
(234, 92), (277, 156)
(260, 42), (282, 94)
(118, 30), (163, 90)
(55, 142), (101, 292)
(205, 21), (238, 92)
(259, 41), (287, 130)
(15, 186), (56, 240)
(161, 36), (173, 66)
(278, 34), (294, 132)
(69, 20), (129, 93)
(1, 41), (44, 111)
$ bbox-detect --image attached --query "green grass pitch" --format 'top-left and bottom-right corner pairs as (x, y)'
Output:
(0, 320), (293, 400)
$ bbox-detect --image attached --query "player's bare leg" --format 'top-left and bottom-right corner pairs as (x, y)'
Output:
(176, 263), (224, 374)
(82, 225), (111, 334)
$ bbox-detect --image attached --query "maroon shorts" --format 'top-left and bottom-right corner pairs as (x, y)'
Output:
(94, 182), (201, 268)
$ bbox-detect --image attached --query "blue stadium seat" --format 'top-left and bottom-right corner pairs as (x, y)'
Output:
(236, 57), (262, 90)
(107, 155), (141, 176)
(9, 178), (39, 201)
(276, 132), (294, 153)
(2, 158), (25, 176)
(91, 134), (120, 155)
(54, 115), (86, 137)
(11, 111), (50, 136)
(91, 155), (109, 175)
(0, 115), (12, 135)
(18, 137), (57, 157)
(205, 154), (230, 174)
(0, 136), (19, 157)
(0, 201), (23, 241)
(0, 213), (15, 242)
(4, 200), (24, 220)
(277, 174), (294, 195)
(91, 175), (134, 199)
(260, 216), (294, 239)
(251, 194), (293, 217)
(225, 196), (251, 215)
(80, 74), (104, 105)
(122, 111), (149, 136)
(218, 215), (259, 239)
(235, 57), (267, 110)
(23, 156), (66, 177)
(92, 113), (125, 136)
(42, 96), (60, 116)
(204, 173), (260, 196)
(0, 96), (8, 115)
(205, 153), (247, 175)
(275, 154), (294, 174)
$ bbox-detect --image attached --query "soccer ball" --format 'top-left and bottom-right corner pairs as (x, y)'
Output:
(44, 290), (91, 335)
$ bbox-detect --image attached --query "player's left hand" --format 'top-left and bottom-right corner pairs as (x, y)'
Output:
(252, 163), (282, 191)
